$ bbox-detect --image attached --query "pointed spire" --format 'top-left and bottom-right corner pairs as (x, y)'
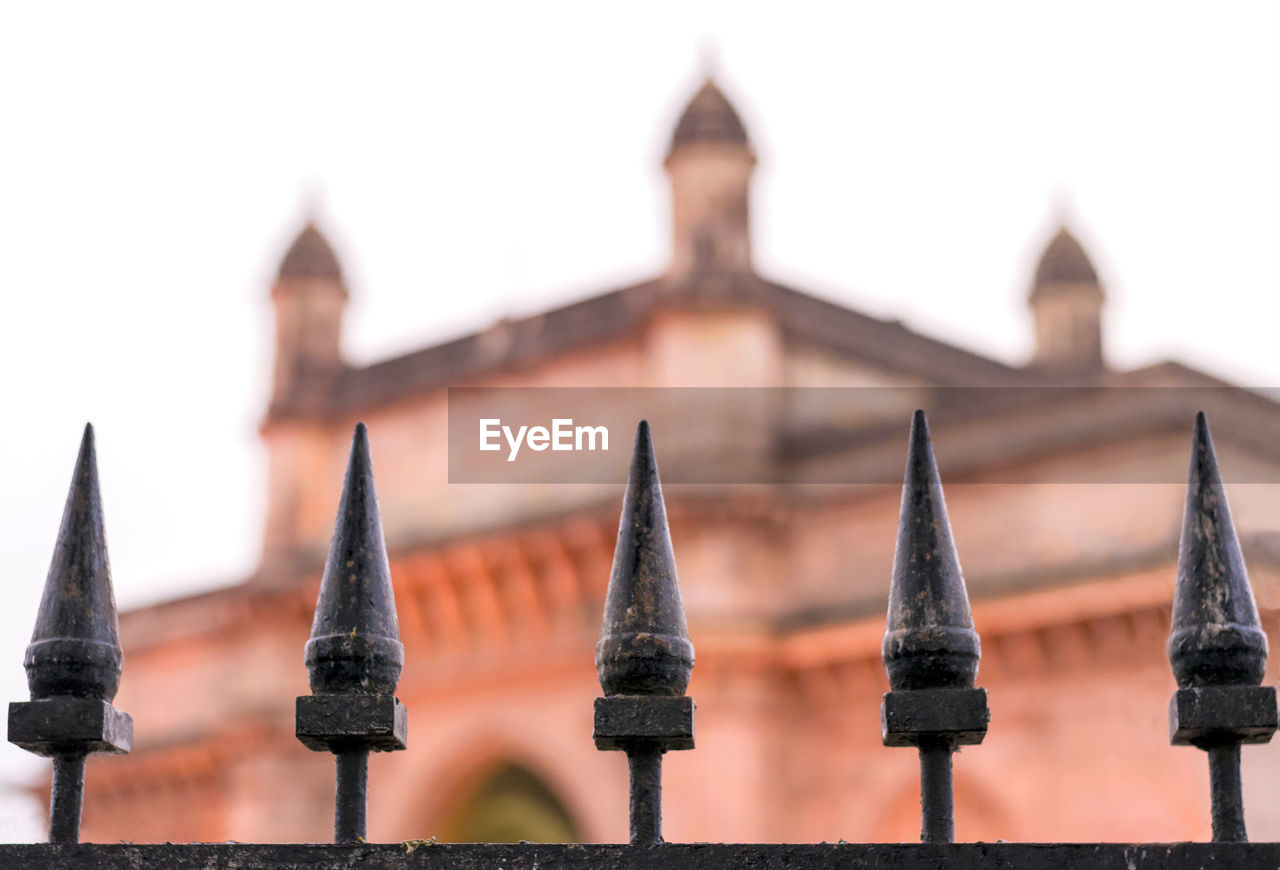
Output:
(1027, 222), (1106, 372)
(305, 423), (403, 695)
(1031, 226), (1099, 296)
(883, 411), (980, 691)
(596, 421), (694, 696)
(668, 78), (750, 153)
(1169, 412), (1267, 688)
(25, 424), (123, 702)
(278, 221), (345, 284)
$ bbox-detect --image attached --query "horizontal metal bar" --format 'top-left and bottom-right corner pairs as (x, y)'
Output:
(2, 843), (1280, 869)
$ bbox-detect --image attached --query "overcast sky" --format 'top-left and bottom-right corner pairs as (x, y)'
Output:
(0, 1), (1276, 839)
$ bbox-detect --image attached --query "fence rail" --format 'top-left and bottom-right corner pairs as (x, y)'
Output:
(0, 842), (1277, 870)
(3, 410), (1277, 868)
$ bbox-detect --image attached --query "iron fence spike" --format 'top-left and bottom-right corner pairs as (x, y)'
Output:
(596, 420), (694, 697)
(25, 423), (123, 703)
(1168, 411), (1266, 689)
(305, 422), (404, 695)
(882, 410), (979, 692)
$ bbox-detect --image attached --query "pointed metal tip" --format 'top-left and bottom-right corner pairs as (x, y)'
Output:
(25, 427), (122, 701)
(1191, 410), (1212, 459)
(906, 410), (931, 467)
(1169, 412), (1266, 688)
(343, 422), (374, 484)
(626, 420), (660, 492)
(75, 423), (96, 473)
(1188, 411), (1222, 490)
(634, 419), (653, 458)
(883, 410), (979, 691)
(597, 421), (694, 696)
(305, 421), (403, 695)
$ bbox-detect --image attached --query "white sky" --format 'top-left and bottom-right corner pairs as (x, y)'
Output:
(0, 0), (1276, 840)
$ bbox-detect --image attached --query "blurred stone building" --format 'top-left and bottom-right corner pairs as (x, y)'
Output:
(78, 78), (1280, 844)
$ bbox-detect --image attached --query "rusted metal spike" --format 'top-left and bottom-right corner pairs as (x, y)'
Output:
(596, 420), (694, 697)
(9, 424), (132, 844)
(592, 421), (696, 846)
(296, 424), (407, 844)
(1166, 412), (1275, 844)
(1169, 412), (1266, 689)
(879, 411), (988, 845)
(305, 422), (403, 695)
(25, 423), (123, 703)
(883, 410), (979, 692)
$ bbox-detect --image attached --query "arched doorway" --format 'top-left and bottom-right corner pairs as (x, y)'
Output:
(441, 763), (581, 843)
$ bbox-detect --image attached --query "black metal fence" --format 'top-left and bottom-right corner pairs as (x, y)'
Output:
(3, 410), (1277, 869)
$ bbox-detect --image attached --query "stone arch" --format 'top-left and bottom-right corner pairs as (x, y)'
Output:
(439, 762), (579, 843)
(403, 735), (601, 844)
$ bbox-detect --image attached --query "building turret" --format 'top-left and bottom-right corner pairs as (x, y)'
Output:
(270, 222), (348, 407)
(664, 78), (756, 278)
(1028, 226), (1105, 372)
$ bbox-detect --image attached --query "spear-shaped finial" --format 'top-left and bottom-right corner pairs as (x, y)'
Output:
(8, 424), (132, 844)
(296, 423), (407, 844)
(25, 424), (123, 702)
(593, 422), (695, 846)
(1169, 412), (1267, 689)
(305, 422), (403, 695)
(1167, 412), (1277, 843)
(880, 411), (988, 845)
(883, 410), (979, 691)
(596, 420), (694, 697)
